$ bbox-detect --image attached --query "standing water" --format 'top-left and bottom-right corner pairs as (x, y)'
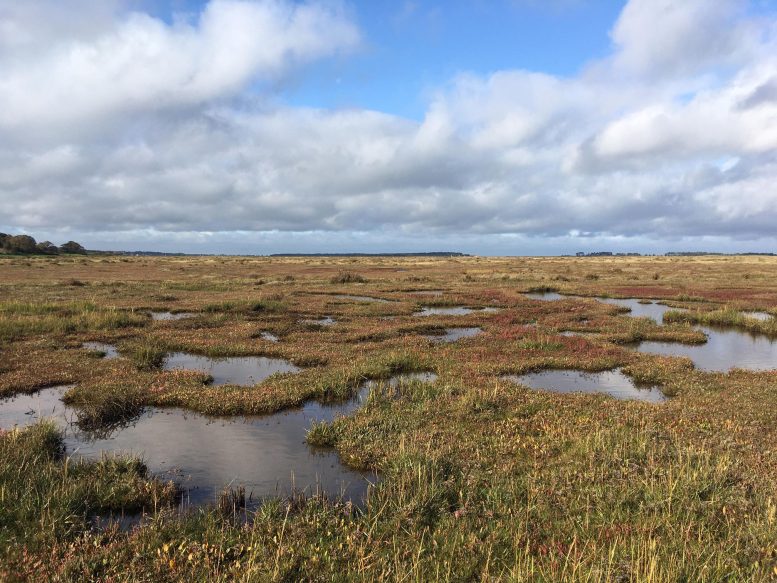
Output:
(163, 353), (299, 386)
(0, 373), (439, 507)
(504, 370), (665, 403)
(636, 327), (777, 372)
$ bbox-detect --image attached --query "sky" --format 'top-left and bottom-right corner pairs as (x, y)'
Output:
(0, 0), (776, 255)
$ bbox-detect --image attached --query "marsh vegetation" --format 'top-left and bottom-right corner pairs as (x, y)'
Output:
(0, 254), (775, 580)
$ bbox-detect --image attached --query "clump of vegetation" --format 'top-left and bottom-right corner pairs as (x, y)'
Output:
(0, 422), (175, 574)
(330, 271), (367, 284)
(0, 301), (146, 343)
(63, 381), (147, 430)
(125, 336), (168, 370)
(526, 285), (558, 293)
(665, 306), (777, 336)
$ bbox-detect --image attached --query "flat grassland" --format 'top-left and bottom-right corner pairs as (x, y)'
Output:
(0, 254), (775, 581)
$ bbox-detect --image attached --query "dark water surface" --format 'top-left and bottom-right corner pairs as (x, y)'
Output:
(504, 370), (665, 403)
(0, 373), (440, 507)
(163, 354), (300, 386)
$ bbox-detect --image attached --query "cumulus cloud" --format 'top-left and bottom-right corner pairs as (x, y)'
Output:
(0, 0), (359, 132)
(0, 0), (776, 253)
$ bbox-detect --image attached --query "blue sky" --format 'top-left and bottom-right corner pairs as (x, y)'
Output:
(1, 0), (777, 255)
(151, 0), (627, 119)
(283, 1), (626, 119)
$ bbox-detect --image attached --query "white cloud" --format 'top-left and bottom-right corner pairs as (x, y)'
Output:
(0, 0), (359, 132)
(609, 0), (751, 78)
(1, 0), (776, 253)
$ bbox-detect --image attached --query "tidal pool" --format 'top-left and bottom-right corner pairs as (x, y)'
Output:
(0, 386), (373, 507)
(0, 372), (442, 507)
(504, 370), (665, 403)
(636, 327), (777, 372)
(595, 298), (680, 322)
(415, 307), (499, 316)
(83, 342), (120, 359)
(259, 332), (280, 342)
(151, 311), (194, 321)
(525, 292), (565, 301)
(426, 328), (482, 343)
(525, 293), (678, 322)
(163, 354), (299, 386)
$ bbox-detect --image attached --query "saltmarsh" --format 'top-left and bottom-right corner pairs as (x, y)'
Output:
(0, 254), (775, 581)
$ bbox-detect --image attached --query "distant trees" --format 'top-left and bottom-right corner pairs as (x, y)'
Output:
(36, 241), (59, 255)
(0, 233), (87, 255)
(59, 241), (86, 255)
(4, 235), (38, 254)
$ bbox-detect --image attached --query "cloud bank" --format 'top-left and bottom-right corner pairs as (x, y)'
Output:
(0, 0), (776, 253)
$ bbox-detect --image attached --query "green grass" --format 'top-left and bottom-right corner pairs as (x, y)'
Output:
(62, 381), (147, 430)
(330, 271), (367, 284)
(1, 257), (776, 580)
(124, 336), (169, 370)
(664, 306), (777, 336)
(0, 422), (175, 572)
(5, 422), (773, 581)
(0, 301), (147, 343)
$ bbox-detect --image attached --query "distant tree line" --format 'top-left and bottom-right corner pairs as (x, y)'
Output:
(270, 252), (469, 257)
(575, 251), (642, 257)
(0, 233), (86, 255)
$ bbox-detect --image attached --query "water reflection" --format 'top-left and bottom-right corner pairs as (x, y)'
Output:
(525, 292), (565, 301)
(163, 354), (300, 386)
(636, 327), (777, 371)
(425, 328), (482, 343)
(504, 370), (665, 403)
(595, 298), (677, 322)
(525, 293), (677, 322)
(0, 386), (372, 507)
(523, 292), (777, 370)
(83, 342), (120, 359)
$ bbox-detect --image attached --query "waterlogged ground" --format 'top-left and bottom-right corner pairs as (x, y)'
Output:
(0, 383), (378, 507)
(0, 255), (776, 581)
(162, 353), (300, 386)
(505, 369), (666, 403)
